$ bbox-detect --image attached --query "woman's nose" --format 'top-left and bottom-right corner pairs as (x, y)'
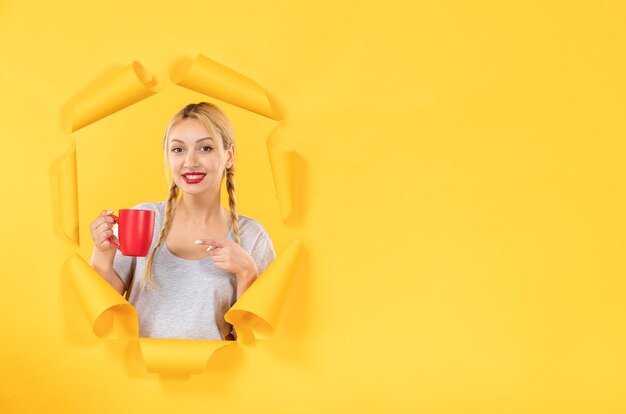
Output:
(184, 151), (198, 166)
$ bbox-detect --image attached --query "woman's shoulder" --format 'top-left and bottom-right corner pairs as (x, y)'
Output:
(236, 213), (270, 238)
(130, 200), (164, 211)
(235, 214), (273, 253)
(130, 201), (166, 221)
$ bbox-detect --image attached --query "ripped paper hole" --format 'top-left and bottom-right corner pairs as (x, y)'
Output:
(56, 54), (303, 375)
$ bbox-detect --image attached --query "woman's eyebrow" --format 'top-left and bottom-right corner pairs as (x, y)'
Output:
(170, 137), (213, 144)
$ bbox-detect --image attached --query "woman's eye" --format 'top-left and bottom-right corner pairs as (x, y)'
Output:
(170, 146), (212, 153)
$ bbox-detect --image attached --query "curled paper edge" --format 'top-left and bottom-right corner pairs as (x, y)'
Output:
(67, 254), (138, 340)
(60, 54), (300, 375)
(225, 238), (303, 342)
(52, 144), (79, 246)
(268, 144), (296, 222)
(134, 338), (237, 375)
(170, 54), (280, 120)
(60, 61), (160, 133)
(68, 237), (303, 373)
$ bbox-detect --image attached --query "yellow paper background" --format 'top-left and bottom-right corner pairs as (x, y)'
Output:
(1, 1), (625, 413)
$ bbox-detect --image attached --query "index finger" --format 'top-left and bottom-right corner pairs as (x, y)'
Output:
(194, 239), (226, 248)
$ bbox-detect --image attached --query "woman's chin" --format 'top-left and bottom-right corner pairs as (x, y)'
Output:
(179, 182), (218, 195)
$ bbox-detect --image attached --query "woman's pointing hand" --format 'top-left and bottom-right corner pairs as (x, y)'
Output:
(194, 238), (258, 279)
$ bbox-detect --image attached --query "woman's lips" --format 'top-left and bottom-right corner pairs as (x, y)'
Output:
(182, 174), (206, 184)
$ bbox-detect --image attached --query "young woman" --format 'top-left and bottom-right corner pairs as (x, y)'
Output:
(89, 102), (276, 341)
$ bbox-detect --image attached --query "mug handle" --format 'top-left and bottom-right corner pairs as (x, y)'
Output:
(107, 214), (121, 251)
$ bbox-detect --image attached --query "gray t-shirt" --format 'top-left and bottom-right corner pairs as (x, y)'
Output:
(112, 201), (276, 340)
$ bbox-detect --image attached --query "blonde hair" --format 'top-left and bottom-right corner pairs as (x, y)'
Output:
(139, 102), (240, 293)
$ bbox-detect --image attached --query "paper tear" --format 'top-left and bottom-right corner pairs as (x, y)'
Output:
(55, 146), (79, 245)
(60, 55), (300, 375)
(225, 238), (303, 340)
(136, 337), (236, 375)
(61, 61), (159, 133)
(171, 54), (280, 120)
(268, 143), (296, 222)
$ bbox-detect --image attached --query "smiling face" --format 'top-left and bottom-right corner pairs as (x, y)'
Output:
(167, 117), (234, 196)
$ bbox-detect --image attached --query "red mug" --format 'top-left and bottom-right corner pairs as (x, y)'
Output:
(107, 209), (155, 257)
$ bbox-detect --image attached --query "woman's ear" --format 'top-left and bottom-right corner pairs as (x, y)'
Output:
(226, 144), (235, 169)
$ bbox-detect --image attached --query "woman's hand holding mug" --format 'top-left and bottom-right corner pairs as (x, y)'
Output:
(90, 210), (118, 254)
(91, 208), (155, 257)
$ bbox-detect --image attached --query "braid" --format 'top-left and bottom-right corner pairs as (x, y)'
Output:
(225, 166), (240, 244)
(140, 180), (179, 292)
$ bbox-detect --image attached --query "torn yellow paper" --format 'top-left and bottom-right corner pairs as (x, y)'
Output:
(171, 54), (279, 120)
(53, 145), (79, 246)
(61, 61), (159, 132)
(69, 238), (302, 373)
(268, 142), (296, 222)
(68, 254), (138, 340)
(225, 238), (303, 340)
(61, 56), (299, 375)
(69, 243), (301, 373)
(135, 338), (237, 375)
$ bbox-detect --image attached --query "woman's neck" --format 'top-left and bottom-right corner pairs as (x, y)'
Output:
(176, 193), (227, 227)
